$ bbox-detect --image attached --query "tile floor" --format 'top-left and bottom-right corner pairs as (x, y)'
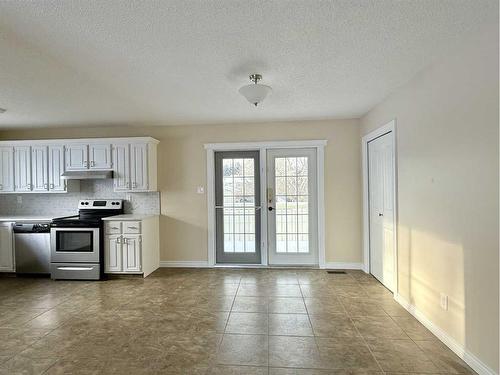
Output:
(0, 268), (475, 374)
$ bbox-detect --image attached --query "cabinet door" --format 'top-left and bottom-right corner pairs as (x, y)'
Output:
(0, 224), (14, 272)
(14, 146), (32, 192)
(66, 144), (88, 170)
(123, 235), (142, 272)
(31, 146), (49, 192)
(0, 147), (14, 192)
(113, 144), (130, 191)
(130, 143), (148, 190)
(89, 144), (112, 169)
(104, 235), (122, 272)
(48, 145), (66, 192)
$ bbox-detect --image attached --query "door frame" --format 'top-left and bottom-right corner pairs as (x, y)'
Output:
(362, 119), (398, 293)
(205, 140), (327, 268)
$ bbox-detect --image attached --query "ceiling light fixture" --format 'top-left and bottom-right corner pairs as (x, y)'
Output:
(239, 74), (272, 107)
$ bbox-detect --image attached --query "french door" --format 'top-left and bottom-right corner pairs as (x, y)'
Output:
(215, 151), (261, 263)
(368, 132), (395, 291)
(267, 149), (318, 265)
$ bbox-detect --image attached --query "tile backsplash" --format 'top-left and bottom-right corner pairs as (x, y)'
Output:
(0, 180), (160, 216)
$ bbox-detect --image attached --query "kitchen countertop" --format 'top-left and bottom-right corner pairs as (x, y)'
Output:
(102, 214), (159, 221)
(0, 215), (60, 222)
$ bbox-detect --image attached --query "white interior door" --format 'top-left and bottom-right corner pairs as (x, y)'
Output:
(368, 132), (395, 291)
(267, 148), (318, 265)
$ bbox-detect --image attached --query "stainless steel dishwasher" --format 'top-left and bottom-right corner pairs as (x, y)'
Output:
(14, 222), (51, 274)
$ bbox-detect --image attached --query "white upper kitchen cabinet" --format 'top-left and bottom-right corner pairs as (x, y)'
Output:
(113, 143), (130, 191)
(0, 137), (158, 194)
(14, 146), (32, 192)
(65, 144), (88, 170)
(48, 145), (66, 192)
(0, 223), (14, 272)
(112, 139), (158, 192)
(89, 143), (112, 169)
(31, 146), (49, 192)
(130, 143), (149, 190)
(0, 147), (14, 192)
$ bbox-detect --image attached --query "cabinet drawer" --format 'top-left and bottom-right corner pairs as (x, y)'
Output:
(123, 221), (141, 234)
(105, 222), (122, 234)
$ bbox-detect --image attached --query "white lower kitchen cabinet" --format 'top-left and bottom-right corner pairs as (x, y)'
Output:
(103, 215), (159, 277)
(0, 223), (14, 272)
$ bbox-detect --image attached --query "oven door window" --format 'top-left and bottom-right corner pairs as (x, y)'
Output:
(56, 231), (94, 252)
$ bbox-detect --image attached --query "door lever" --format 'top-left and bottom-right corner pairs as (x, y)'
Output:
(378, 213), (383, 217)
(268, 207), (274, 211)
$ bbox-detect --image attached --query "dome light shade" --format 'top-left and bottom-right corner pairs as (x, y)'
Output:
(239, 74), (272, 106)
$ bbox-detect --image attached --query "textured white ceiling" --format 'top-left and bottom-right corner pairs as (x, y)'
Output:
(0, 0), (497, 128)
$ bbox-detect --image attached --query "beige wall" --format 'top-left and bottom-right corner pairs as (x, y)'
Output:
(0, 119), (362, 265)
(361, 25), (499, 372)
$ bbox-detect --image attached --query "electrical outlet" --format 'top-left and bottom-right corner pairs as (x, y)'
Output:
(196, 186), (205, 194)
(440, 293), (448, 311)
(16, 195), (22, 204)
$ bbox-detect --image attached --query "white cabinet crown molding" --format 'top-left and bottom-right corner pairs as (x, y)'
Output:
(0, 136), (159, 146)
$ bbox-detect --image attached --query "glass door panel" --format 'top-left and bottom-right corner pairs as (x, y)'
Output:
(267, 149), (318, 265)
(215, 151), (261, 263)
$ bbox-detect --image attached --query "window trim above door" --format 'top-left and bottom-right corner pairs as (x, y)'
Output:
(205, 140), (327, 268)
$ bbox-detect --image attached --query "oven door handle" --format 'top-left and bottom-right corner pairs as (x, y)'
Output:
(56, 266), (95, 271)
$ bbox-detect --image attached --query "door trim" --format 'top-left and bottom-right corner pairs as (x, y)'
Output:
(205, 140), (327, 268)
(362, 119), (398, 293)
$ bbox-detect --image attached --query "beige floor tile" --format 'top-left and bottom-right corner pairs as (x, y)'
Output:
(238, 284), (272, 297)
(269, 336), (323, 368)
(268, 285), (303, 297)
(415, 340), (476, 374)
(268, 297), (307, 314)
(339, 299), (389, 317)
(44, 358), (103, 375)
(217, 334), (269, 366)
(232, 296), (269, 313)
(391, 316), (437, 341)
(226, 312), (268, 334)
(352, 316), (408, 339)
(309, 314), (359, 337)
(304, 298), (345, 315)
(366, 338), (440, 373)
(0, 355), (58, 375)
(269, 314), (313, 336)
(208, 365), (269, 374)
(0, 269), (473, 374)
(316, 337), (381, 371)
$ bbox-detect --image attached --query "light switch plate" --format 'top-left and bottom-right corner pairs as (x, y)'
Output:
(196, 186), (205, 194)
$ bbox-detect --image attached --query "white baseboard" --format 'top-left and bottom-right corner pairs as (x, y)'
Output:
(159, 261), (209, 268)
(394, 293), (497, 375)
(322, 262), (364, 270)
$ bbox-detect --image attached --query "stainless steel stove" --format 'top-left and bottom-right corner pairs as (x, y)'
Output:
(50, 199), (123, 280)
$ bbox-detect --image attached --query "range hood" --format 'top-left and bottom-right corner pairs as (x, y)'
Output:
(61, 170), (114, 180)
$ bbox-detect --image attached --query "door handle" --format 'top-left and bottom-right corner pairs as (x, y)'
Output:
(378, 213), (383, 217)
(268, 207), (274, 211)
